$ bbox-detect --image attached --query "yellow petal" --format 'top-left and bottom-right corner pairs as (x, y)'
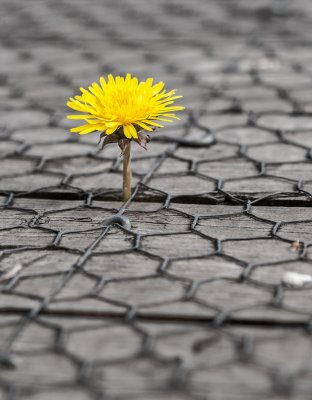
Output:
(105, 127), (117, 135)
(66, 74), (184, 138)
(123, 125), (132, 139)
(128, 124), (138, 139)
(136, 122), (153, 131)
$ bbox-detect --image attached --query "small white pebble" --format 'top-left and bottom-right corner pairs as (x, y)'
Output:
(282, 272), (312, 288)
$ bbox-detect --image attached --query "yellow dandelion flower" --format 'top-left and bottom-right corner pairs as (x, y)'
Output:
(66, 73), (185, 139)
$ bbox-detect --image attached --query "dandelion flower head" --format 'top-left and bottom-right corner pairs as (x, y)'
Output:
(67, 74), (185, 139)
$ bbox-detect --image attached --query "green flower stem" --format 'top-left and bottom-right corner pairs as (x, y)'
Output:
(123, 142), (132, 201)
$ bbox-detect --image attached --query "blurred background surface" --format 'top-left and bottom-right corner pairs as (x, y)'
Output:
(1, 1), (312, 399)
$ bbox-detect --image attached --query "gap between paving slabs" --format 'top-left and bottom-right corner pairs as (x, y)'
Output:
(0, 115), (189, 361)
(1, 114), (312, 347)
(0, 1), (311, 400)
(1, 173), (310, 332)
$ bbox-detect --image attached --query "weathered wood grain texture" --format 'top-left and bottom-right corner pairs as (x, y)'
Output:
(2, 0), (312, 397)
(1, 316), (311, 399)
(1, 200), (312, 321)
(1, 113), (312, 199)
(1, 165), (310, 198)
(11, 391), (92, 400)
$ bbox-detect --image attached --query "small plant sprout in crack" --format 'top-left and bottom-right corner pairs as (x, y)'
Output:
(67, 73), (185, 201)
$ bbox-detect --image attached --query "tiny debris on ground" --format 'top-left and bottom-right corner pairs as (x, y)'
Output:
(282, 271), (312, 288)
(0, 263), (22, 283)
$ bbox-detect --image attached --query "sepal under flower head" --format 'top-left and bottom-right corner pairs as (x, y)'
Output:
(99, 129), (151, 155)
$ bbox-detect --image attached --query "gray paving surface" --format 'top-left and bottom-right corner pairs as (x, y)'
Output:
(1, 0), (312, 399)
